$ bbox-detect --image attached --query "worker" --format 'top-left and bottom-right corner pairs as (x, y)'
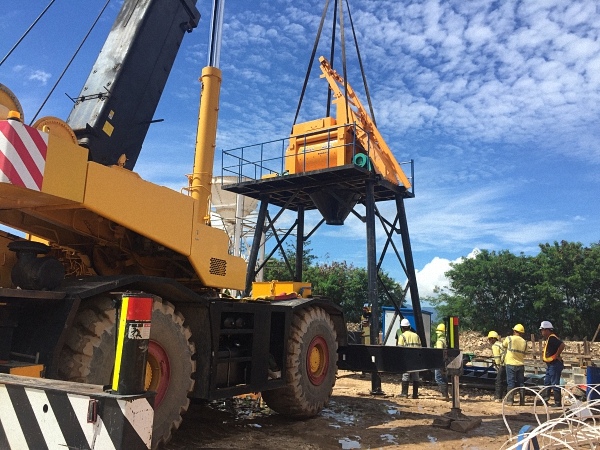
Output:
(502, 324), (528, 406)
(395, 323), (403, 345)
(394, 314), (408, 345)
(539, 320), (565, 407)
(488, 330), (506, 402)
(397, 318), (421, 399)
(359, 304), (371, 378)
(434, 323), (449, 400)
(360, 304), (371, 345)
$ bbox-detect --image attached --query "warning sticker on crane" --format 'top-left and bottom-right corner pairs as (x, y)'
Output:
(127, 322), (151, 340)
(0, 119), (47, 190)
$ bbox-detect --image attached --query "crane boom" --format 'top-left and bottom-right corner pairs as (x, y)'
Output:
(66, 0), (200, 170)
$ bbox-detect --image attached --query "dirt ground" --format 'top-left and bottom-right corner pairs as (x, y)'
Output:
(164, 371), (534, 450)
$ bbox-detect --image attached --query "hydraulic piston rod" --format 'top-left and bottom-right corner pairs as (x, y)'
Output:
(190, 0), (225, 223)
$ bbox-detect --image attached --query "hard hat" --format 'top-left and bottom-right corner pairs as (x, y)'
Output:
(487, 330), (499, 339)
(436, 323), (446, 332)
(400, 318), (410, 327)
(539, 320), (554, 330)
(513, 323), (525, 334)
(363, 303), (369, 308)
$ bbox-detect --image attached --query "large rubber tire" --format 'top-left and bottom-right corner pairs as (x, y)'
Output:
(58, 296), (195, 448)
(261, 306), (338, 417)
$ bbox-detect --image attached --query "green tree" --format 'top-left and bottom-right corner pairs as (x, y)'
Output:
(432, 241), (600, 339)
(263, 241), (317, 282)
(305, 262), (403, 322)
(534, 241), (600, 338)
(430, 250), (538, 335)
(262, 243), (404, 323)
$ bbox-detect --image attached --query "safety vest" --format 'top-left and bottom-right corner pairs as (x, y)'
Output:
(502, 335), (527, 366)
(542, 333), (562, 363)
(435, 334), (446, 349)
(492, 340), (506, 366)
(397, 330), (421, 348)
(361, 325), (370, 345)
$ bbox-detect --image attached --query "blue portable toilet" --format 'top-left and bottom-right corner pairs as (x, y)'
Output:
(381, 307), (432, 347)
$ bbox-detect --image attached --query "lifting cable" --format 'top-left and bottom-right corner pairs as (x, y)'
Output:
(292, 0), (378, 128)
(0, 0), (58, 67)
(30, 0), (112, 125)
(338, 0), (350, 125)
(291, 0), (331, 130)
(344, 0), (377, 126)
(326, 0), (338, 118)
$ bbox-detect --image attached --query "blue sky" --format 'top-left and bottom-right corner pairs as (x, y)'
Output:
(1, 0), (599, 297)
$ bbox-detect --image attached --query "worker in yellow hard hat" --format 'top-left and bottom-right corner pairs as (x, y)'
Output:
(433, 323), (449, 400)
(488, 330), (506, 402)
(502, 324), (528, 405)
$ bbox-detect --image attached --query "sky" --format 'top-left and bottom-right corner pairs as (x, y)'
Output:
(1, 0), (599, 299)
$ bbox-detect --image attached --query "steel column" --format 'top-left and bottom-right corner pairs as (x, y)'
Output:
(365, 178), (382, 394)
(295, 205), (305, 281)
(394, 192), (425, 346)
(245, 195), (270, 295)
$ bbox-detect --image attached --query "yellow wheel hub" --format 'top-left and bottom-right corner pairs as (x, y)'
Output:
(307, 336), (329, 385)
(309, 345), (324, 375)
(145, 351), (161, 392)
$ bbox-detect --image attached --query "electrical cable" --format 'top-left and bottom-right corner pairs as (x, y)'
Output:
(30, 0), (112, 125)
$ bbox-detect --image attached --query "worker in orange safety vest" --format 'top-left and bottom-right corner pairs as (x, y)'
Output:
(539, 320), (565, 407)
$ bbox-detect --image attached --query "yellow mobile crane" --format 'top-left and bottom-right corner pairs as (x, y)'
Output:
(0, 0), (460, 448)
(0, 1), (345, 447)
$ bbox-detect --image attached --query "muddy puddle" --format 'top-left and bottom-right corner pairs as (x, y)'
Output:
(164, 372), (514, 449)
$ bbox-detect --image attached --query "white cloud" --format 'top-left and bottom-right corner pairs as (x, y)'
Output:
(417, 249), (480, 298)
(349, 0), (600, 163)
(407, 183), (571, 252)
(28, 70), (51, 86)
(416, 256), (452, 298)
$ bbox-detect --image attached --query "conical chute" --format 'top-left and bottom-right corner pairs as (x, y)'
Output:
(309, 188), (361, 225)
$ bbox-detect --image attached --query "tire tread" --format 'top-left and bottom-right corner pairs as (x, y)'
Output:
(262, 306), (337, 417)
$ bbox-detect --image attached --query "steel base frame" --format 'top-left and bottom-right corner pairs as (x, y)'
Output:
(227, 169), (424, 394)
